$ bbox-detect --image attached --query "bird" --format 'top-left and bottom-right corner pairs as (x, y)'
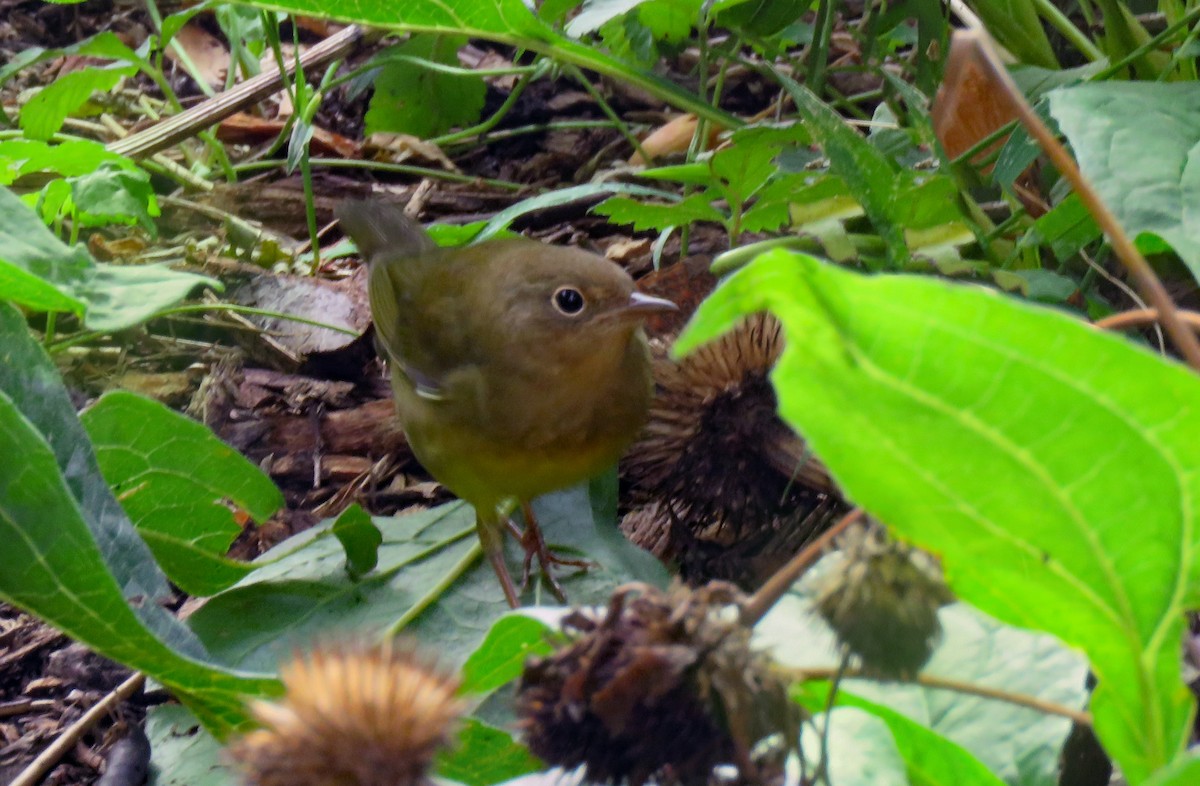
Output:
(336, 199), (677, 607)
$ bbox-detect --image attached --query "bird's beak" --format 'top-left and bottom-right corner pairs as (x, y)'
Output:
(624, 291), (679, 315)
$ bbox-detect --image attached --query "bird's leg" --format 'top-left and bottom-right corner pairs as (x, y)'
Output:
(477, 511), (520, 608)
(514, 500), (592, 603)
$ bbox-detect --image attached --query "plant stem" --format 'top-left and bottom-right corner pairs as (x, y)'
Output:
(789, 665), (1093, 725)
(741, 507), (864, 627)
(384, 541), (483, 637)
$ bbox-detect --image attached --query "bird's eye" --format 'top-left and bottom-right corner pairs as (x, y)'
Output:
(552, 286), (586, 315)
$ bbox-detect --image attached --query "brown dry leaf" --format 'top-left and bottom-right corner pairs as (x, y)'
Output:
(605, 237), (651, 265)
(87, 234), (147, 261)
(932, 42), (1017, 169)
(217, 113), (361, 158)
(365, 133), (461, 172)
(165, 21), (229, 87)
(630, 114), (726, 165)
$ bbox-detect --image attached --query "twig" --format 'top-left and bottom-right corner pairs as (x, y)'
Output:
(108, 26), (366, 160)
(740, 507), (864, 627)
(1093, 307), (1200, 334)
(789, 665), (1093, 726)
(10, 672), (147, 786)
(943, 26), (1200, 373)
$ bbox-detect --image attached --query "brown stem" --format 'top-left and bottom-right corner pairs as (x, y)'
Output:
(740, 507), (865, 627)
(789, 665), (1093, 726)
(946, 27), (1200, 373)
(1093, 307), (1200, 334)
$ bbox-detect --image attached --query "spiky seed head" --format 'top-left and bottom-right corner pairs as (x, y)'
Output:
(227, 641), (463, 786)
(517, 581), (797, 786)
(816, 525), (954, 679)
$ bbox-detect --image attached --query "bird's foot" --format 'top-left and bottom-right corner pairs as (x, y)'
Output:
(508, 503), (594, 602)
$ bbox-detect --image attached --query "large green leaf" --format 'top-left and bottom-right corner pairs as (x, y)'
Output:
(0, 304), (276, 734)
(1047, 83), (1200, 281)
(80, 391), (282, 596)
(187, 480), (664, 674)
(229, 0), (734, 127)
(364, 35), (486, 138)
(676, 250), (1199, 783)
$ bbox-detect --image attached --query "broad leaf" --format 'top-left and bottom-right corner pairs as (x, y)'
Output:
(80, 391), (282, 596)
(0, 304), (276, 734)
(364, 35), (486, 138)
(676, 250), (1199, 782)
(1047, 83), (1200, 281)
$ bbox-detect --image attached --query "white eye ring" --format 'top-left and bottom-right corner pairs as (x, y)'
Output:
(552, 286), (586, 316)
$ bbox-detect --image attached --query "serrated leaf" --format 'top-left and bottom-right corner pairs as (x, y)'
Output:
(364, 35), (486, 139)
(1047, 83), (1200, 281)
(593, 193), (724, 232)
(0, 304), (276, 735)
(80, 391), (281, 596)
(677, 249), (1199, 782)
(779, 75), (908, 266)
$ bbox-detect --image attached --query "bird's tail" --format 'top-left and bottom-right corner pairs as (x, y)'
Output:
(335, 199), (437, 261)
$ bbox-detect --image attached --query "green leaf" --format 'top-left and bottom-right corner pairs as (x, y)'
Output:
(79, 391), (281, 596)
(331, 503), (383, 579)
(461, 614), (553, 696)
(0, 186), (219, 330)
(0, 31), (144, 89)
(1143, 756), (1200, 786)
(435, 718), (542, 786)
(804, 707), (909, 786)
(794, 683), (1007, 786)
(226, 0), (736, 130)
(475, 182), (676, 241)
(20, 65), (137, 141)
(69, 162), (160, 233)
(779, 75), (908, 267)
(1023, 193), (1100, 263)
(0, 304), (276, 734)
(364, 35), (486, 138)
(1047, 83), (1200, 280)
(710, 138), (778, 210)
(676, 249), (1199, 783)
(967, 0), (1058, 68)
(567, 0), (650, 36)
(146, 705), (239, 786)
(188, 481), (663, 675)
(593, 193), (724, 231)
(0, 139), (137, 186)
(759, 573), (1087, 786)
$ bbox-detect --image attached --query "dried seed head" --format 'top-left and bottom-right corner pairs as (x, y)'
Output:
(227, 641), (463, 786)
(622, 314), (841, 588)
(816, 525), (954, 679)
(517, 582), (797, 786)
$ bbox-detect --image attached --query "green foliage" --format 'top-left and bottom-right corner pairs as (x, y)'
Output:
(1047, 82), (1200, 279)
(677, 249), (1200, 783)
(364, 35), (487, 138)
(0, 186), (218, 332)
(965, 0), (1058, 68)
(331, 503), (382, 579)
(80, 391), (281, 596)
(0, 304), (277, 734)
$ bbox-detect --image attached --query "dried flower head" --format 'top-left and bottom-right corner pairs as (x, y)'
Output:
(622, 314), (842, 588)
(816, 524), (954, 679)
(517, 582), (797, 786)
(227, 641), (463, 786)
